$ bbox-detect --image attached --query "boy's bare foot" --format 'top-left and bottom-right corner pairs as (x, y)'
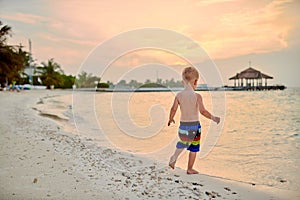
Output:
(187, 169), (199, 174)
(169, 156), (176, 169)
(169, 161), (175, 169)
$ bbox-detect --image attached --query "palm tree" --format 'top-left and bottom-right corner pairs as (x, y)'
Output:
(75, 71), (100, 88)
(0, 21), (25, 84)
(0, 20), (12, 46)
(37, 58), (63, 89)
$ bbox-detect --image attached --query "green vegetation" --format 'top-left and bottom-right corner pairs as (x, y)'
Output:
(35, 59), (76, 89)
(139, 83), (166, 88)
(97, 82), (109, 88)
(0, 21), (75, 89)
(75, 71), (100, 88)
(36, 59), (62, 89)
(58, 74), (76, 89)
(115, 78), (182, 88)
(0, 21), (183, 90)
(0, 21), (29, 85)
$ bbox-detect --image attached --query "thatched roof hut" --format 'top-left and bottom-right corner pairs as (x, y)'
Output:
(229, 67), (273, 80)
(229, 67), (273, 87)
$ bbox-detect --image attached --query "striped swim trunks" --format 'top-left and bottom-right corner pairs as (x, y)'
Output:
(176, 121), (201, 152)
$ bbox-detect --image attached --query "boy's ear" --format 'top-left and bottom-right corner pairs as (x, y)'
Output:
(194, 79), (198, 85)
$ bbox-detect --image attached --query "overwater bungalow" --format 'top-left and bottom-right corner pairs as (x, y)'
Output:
(229, 66), (285, 90)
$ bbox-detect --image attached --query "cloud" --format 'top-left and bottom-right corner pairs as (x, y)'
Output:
(191, 0), (296, 59)
(37, 32), (97, 46)
(2, 12), (48, 24)
(43, 0), (298, 62)
(111, 49), (188, 68)
(196, 0), (236, 5)
(2, 0), (299, 78)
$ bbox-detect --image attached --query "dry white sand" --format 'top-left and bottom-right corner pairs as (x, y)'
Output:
(0, 90), (296, 200)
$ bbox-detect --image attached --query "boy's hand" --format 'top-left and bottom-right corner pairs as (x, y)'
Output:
(212, 116), (220, 124)
(168, 119), (175, 126)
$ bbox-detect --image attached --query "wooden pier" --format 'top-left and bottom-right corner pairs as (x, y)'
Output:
(223, 85), (286, 91)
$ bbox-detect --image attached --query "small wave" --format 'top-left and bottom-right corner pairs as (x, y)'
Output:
(32, 93), (70, 123)
(39, 111), (68, 122)
(32, 107), (69, 122)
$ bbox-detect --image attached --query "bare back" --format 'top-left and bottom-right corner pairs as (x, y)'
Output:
(176, 87), (199, 122)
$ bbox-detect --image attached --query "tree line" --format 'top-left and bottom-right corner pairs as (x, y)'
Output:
(0, 21), (183, 89)
(114, 78), (182, 88)
(0, 20), (76, 89)
(74, 72), (183, 89)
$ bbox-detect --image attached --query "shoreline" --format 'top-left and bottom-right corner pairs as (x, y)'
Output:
(0, 90), (297, 199)
(72, 84), (287, 93)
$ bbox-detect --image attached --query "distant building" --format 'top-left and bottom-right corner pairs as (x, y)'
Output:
(21, 67), (39, 84)
(229, 67), (273, 87)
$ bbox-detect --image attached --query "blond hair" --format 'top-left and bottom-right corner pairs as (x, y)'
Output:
(182, 67), (199, 82)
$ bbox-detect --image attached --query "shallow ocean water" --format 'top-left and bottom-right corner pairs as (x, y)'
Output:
(53, 88), (300, 192)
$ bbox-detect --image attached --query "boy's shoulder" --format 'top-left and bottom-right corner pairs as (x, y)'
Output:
(195, 92), (202, 99)
(176, 90), (202, 99)
(195, 92), (201, 97)
(176, 90), (186, 98)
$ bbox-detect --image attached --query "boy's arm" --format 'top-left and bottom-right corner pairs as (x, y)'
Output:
(168, 96), (179, 126)
(197, 94), (220, 124)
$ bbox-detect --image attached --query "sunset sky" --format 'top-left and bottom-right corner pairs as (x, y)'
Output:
(1, 0), (299, 86)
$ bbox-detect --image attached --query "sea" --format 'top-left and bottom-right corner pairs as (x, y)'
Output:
(41, 87), (300, 193)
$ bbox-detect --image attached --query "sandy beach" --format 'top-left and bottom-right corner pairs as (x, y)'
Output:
(0, 90), (297, 200)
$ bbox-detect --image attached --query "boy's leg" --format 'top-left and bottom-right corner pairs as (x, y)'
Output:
(169, 148), (184, 169)
(187, 151), (199, 174)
